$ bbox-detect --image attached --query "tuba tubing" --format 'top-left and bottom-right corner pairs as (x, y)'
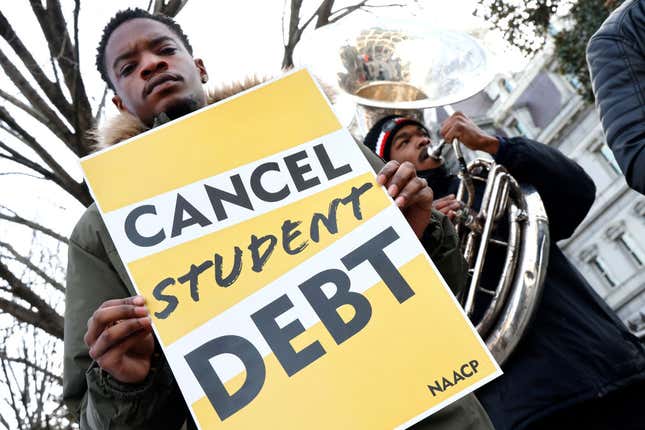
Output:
(484, 182), (549, 364)
(457, 158), (550, 365)
(475, 195), (520, 338)
(463, 165), (513, 317)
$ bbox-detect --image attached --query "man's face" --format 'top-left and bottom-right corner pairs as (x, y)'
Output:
(105, 18), (207, 126)
(389, 124), (442, 171)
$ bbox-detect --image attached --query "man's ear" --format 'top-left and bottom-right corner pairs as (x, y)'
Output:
(112, 95), (125, 112)
(194, 58), (208, 83)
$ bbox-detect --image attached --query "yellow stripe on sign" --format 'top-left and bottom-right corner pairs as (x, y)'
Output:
(191, 254), (498, 430)
(82, 70), (341, 213)
(129, 173), (388, 346)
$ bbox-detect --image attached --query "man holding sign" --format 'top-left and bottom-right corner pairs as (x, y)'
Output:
(63, 8), (495, 430)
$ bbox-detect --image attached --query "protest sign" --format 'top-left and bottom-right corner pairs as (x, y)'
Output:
(80, 69), (501, 429)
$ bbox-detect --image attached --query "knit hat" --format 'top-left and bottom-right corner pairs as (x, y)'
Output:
(362, 115), (428, 161)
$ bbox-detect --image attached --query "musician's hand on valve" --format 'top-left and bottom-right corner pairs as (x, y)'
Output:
(84, 295), (155, 384)
(433, 194), (464, 221)
(441, 112), (500, 155)
(377, 160), (433, 239)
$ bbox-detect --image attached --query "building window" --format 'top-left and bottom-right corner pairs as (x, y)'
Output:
(606, 222), (644, 268)
(580, 245), (618, 289)
(566, 74), (583, 90)
(597, 144), (621, 175)
(510, 119), (528, 137)
(626, 311), (645, 337)
(589, 254), (617, 288)
(616, 232), (644, 267)
(634, 200), (645, 217)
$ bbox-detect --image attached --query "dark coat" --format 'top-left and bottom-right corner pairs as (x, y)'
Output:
(587, 0), (645, 195)
(418, 136), (645, 430)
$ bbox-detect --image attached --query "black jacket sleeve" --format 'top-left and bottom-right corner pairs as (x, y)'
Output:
(493, 137), (596, 241)
(586, 0), (645, 194)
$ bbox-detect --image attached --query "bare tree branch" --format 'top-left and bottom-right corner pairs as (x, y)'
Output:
(28, 0), (94, 157)
(94, 85), (109, 124)
(0, 354), (23, 430)
(0, 48), (73, 145)
(314, 0), (335, 27)
(0, 241), (64, 293)
(0, 138), (91, 208)
(0, 206), (68, 245)
(0, 329), (65, 429)
(0, 139), (57, 181)
(25, 336), (47, 426)
(0, 88), (49, 125)
(327, 1), (369, 24)
(0, 136), (89, 206)
(0, 297), (47, 337)
(281, 0), (408, 68)
(0, 111), (91, 206)
(0, 172), (46, 180)
(0, 106), (83, 196)
(154, 0), (190, 16)
(49, 47), (63, 94)
(29, 0), (80, 100)
(0, 413), (10, 430)
(0, 269), (63, 340)
(73, 0), (81, 97)
(299, 2), (326, 34)
(327, 2), (407, 24)
(282, 0), (304, 69)
(18, 341), (32, 428)
(0, 10), (76, 125)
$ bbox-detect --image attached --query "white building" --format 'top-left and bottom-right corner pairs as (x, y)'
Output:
(449, 48), (645, 337)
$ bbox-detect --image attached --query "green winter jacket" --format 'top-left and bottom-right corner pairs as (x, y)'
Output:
(63, 90), (492, 429)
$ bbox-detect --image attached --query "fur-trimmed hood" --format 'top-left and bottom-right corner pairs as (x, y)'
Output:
(91, 76), (269, 151)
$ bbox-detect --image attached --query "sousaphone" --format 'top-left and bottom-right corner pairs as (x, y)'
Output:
(295, 19), (550, 365)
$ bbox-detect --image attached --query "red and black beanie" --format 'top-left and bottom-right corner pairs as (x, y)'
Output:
(362, 115), (427, 161)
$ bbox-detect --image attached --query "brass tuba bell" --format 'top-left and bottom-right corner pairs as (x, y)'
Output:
(295, 19), (550, 365)
(295, 19), (494, 139)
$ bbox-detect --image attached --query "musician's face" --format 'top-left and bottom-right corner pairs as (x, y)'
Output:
(389, 124), (442, 171)
(105, 18), (208, 126)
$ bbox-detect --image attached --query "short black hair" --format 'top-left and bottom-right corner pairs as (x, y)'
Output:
(96, 8), (193, 90)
